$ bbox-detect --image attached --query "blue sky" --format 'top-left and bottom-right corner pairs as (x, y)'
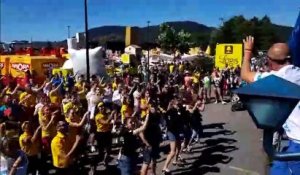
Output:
(1, 0), (299, 42)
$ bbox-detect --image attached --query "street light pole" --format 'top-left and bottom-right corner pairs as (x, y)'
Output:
(84, 0), (90, 83)
(67, 25), (70, 38)
(147, 20), (150, 81)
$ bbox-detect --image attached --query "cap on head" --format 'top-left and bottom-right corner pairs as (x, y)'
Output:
(97, 102), (104, 108)
(267, 43), (290, 61)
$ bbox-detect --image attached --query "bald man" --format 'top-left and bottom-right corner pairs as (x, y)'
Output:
(241, 36), (300, 175)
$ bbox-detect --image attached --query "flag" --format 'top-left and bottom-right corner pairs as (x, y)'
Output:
(205, 45), (211, 56)
(289, 12), (300, 67)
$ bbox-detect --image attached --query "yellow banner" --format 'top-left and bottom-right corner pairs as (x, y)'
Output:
(215, 44), (243, 69)
(9, 55), (32, 78)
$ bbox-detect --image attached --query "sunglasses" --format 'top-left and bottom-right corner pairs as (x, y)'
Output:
(267, 55), (290, 61)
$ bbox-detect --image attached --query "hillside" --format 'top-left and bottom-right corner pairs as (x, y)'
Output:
(87, 21), (214, 44)
(28, 21), (292, 48)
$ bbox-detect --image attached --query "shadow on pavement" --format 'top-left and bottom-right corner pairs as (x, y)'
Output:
(202, 129), (237, 138)
(202, 123), (226, 130)
(170, 123), (238, 175)
(204, 138), (237, 146)
(67, 122), (238, 175)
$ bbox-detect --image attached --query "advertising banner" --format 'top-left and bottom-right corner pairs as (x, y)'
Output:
(215, 44), (243, 69)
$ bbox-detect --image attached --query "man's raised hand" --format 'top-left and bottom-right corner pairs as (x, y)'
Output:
(243, 36), (254, 51)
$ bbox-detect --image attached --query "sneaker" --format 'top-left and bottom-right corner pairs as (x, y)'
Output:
(221, 101), (227, 105)
(162, 169), (171, 175)
(214, 100), (218, 104)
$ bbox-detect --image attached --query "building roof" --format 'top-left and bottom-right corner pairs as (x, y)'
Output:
(127, 45), (141, 48)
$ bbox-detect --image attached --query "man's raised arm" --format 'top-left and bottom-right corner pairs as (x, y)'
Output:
(241, 36), (256, 83)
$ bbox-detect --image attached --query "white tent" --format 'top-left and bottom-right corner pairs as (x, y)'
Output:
(159, 53), (174, 61)
(181, 54), (199, 62)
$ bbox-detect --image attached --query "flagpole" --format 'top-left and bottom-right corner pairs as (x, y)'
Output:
(84, 0), (90, 83)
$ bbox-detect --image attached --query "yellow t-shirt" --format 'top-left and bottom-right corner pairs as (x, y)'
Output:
(75, 83), (85, 100)
(140, 98), (149, 119)
(95, 112), (110, 132)
(51, 132), (72, 168)
(39, 115), (56, 138)
(192, 73), (200, 84)
(5, 88), (12, 95)
(19, 92), (36, 107)
(121, 104), (133, 121)
(63, 102), (80, 115)
(179, 64), (184, 72)
(112, 82), (118, 91)
(49, 91), (62, 105)
(169, 65), (174, 73)
(19, 132), (40, 156)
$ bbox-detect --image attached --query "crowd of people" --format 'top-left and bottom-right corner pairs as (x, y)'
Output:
(0, 60), (242, 175)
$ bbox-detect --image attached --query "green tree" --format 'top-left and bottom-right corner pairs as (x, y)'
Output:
(212, 15), (279, 51)
(157, 23), (192, 55)
(177, 29), (192, 54)
(158, 23), (178, 55)
(192, 33), (210, 50)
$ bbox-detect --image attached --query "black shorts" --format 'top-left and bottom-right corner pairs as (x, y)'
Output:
(55, 165), (78, 175)
(95, 131), (112, 150)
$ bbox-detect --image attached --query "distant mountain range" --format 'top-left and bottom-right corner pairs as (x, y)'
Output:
(26, 21), (292, 48)
(88, 21), (214, 44)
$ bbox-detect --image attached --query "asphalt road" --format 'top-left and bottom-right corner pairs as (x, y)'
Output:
(88, 102), (268, 175)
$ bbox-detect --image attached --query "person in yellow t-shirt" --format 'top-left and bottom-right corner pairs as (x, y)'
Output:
(19, 84), (37, 122)
(49, 82), (63, 107)
(65, 109), (88, 144)
(121, 97), (133, 124)
(62, 95), (80, 115)
(19, 122), (41, 175)
(112, 77), (118, 91)
(140, 91), (150, 120)
(179, 62), (184, 73)
(0, 84), (19, 98)
(75, 76), (87, 108)
(39, 105), (58, 153)
(169, 63), (175, 73)
(51, 121), (81, 174)
(19, 87), (36, 108)
(95, 102), (115, 166)
(192, 72), (200, 84)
